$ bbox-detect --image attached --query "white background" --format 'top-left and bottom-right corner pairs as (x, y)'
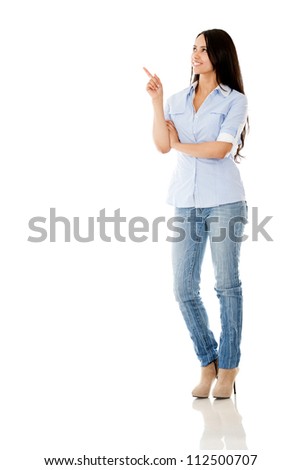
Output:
(1, 1), (300, 468)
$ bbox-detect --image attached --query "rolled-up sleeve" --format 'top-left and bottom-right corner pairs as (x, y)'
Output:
(216, 94), (248, 148)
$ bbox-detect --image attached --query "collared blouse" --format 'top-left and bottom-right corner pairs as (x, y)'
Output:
(164, 82), (248, 208)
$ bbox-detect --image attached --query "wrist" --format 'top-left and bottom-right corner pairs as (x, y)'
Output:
(152, 95), (163, 106)
(172, 141), (180, 150)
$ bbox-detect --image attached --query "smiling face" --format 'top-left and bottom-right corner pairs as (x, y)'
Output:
(191, 34), (214, 76)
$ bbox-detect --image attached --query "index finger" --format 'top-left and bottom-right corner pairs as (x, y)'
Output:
(143, 67), (153, 78)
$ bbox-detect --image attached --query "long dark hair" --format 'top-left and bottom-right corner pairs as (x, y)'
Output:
(191, 29), (248, 161)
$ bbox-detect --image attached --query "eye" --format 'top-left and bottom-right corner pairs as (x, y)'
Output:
(201, 47), (207, 53)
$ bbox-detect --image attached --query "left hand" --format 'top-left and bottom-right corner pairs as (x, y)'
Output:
(166, 120), (180, 148)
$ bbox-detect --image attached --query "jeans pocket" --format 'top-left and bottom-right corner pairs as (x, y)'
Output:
(174, 207), (195, 219)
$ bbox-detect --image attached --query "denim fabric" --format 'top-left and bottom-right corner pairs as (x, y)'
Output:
(171, 201), (248, 369)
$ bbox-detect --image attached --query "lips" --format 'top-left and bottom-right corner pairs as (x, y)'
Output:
(192, 62), (202, 66)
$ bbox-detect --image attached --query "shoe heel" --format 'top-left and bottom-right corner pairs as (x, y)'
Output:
(214, 358), (219, 378)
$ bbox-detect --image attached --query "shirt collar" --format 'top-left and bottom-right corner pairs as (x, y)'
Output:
(190, 81), (231, 97)
(217, 84), (231, 97)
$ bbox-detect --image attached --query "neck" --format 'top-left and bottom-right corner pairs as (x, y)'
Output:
(196, 73), (218, 96)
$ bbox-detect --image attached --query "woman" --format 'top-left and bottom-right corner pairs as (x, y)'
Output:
(144, 29), (248, 399)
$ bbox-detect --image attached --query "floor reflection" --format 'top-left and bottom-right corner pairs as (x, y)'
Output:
(192, 397), (247, 450)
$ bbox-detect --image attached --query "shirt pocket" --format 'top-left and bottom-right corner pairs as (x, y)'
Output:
(208, 111), (226, 126)
(169, 103), (186, 116)
(204, 112), (226, 139)
(168, 103), (187, 135)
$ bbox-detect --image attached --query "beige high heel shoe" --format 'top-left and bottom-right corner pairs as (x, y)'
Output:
(192, 359), (218, 398)
(212, 368), (238, 399)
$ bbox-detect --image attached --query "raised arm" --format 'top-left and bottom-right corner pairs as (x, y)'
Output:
(143, 67), (171, 154)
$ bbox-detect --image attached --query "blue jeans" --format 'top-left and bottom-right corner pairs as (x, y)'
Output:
(171, 201), (248, 369)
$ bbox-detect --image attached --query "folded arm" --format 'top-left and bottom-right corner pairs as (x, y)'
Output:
(166, 120), (231, 159)
(166, 93), (248, 159)
(171, 141), (232, 159)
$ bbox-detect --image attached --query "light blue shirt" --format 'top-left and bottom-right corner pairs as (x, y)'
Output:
(164, 82), (248, 208)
